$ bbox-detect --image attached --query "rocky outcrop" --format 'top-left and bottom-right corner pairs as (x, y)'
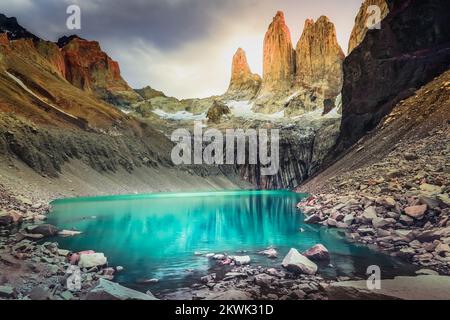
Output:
(207, 100), (230, 123)
(336, 0), (450, 153)
(59, 36), (142, 106)
(348, 0), (389, 54)
(226, 48), (261, 99)
(0, 13), (39, 41)
(295, 16), (345, 99)
(135, 86), (166, 100)
(261, 11), (295, 93)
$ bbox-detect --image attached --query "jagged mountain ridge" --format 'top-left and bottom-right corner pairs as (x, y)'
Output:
(227, 11), (345, 116)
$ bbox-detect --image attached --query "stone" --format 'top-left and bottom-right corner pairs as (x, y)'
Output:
(60, 291), (74, 300)
(361, 206), (377, 223)
(86, 279), (157, 300)
(304, 214), (322, 224)
(395, 229), (415, 239)
(0, 211), (13, 226)
(399, 215), (414, 225)
(0, 285), (15, 298)
(231, 255), (251, 266)
(437, 194), (450, 208)
(281, 248), (318, 275)
(259, 248), (278, 259)
(357, 227), (375, 236)
(420, 184), (443, 195)
(404, 205), (427, 219)
(58, 230), (82, 237)
(303, 244), (330, 261)
(376, 196), (396, 208)
(78, 252), (107, 268)
(435, 243), (450, 256)
(57, 249), (70, 256)
(27, 224), (59, 237)
(416, 269), (439, 276)
(254, 274), (275, 287)
(372, 217), (396, 229)
(419, 196), (440, 209)
(343, 214), (355, 225)
(212, 254), (226, 260)
(326, 218), (338, 227)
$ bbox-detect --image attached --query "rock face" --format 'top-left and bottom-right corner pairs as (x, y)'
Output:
(59, 36), (141, 106)
(348, 0), (389, 54)
(295, 16), (345, 99)
(336, 0), (450, 153)
(226, 48), (261, 99)
(261, 11), (295, 92)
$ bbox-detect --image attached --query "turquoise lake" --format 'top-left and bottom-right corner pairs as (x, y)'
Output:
(48, 190), (415, 293)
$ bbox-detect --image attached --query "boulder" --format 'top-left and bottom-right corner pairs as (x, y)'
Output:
(0, 211), (13, 226)
(27, 224), (59, 237)
(303, 244), (330, 261)
(372, 217), (396, 229)
(0, 285), (15, 299)
(361, 206), (377, 223)
(78, 252), (107, 268)
(258, 248), (278, 259)
(404, 205), (427, 219)
(282, 248), (318, 275)
(304, 214), (322, 224)
(86, 279), (157, 300)
(231, 255), (251, 266)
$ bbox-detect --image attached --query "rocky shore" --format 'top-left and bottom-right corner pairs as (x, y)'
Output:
(0, 185), (157, 300)
(298, 128), (450, 276)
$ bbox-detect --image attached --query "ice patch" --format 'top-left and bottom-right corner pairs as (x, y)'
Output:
(226, 100), (285, 120)
(152, 109), (206, 121)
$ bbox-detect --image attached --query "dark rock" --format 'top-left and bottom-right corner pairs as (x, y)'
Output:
(27, 224), (59, 237)
(335, 0), (450, 152)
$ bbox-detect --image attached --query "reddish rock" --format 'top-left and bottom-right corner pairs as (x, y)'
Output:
(261, 11), (295, 92)
(226, 48), (261, 99)
(404, 204), (427, 218)
(295, 16), (345, 99)
(348, 0), (389, 54)
(58, 36), (141, 105)
(304, 244), (330, 261)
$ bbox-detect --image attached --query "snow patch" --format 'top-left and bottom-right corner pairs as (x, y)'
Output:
(226, 100), (285, 120)
(152, 109), (206, 121)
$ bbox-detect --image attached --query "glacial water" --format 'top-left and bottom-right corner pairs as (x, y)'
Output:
(48, 190), (415, 293)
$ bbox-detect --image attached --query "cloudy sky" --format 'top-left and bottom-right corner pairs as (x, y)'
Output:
(1, 0), (363, 99)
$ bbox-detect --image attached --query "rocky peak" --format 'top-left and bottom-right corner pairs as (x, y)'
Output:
(347, 0), (389, 54)
(336, 0), (450, 154)
(295, 16), (345, 99)
(261, 11), (295, 92)
(59, 35), (141, 106)
(0, 13), (39, 41)
(57, 35), (85, 48)
(226, 48), (261, 99)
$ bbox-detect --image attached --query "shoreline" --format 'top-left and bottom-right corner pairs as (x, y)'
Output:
(2, 183), (445, 301)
